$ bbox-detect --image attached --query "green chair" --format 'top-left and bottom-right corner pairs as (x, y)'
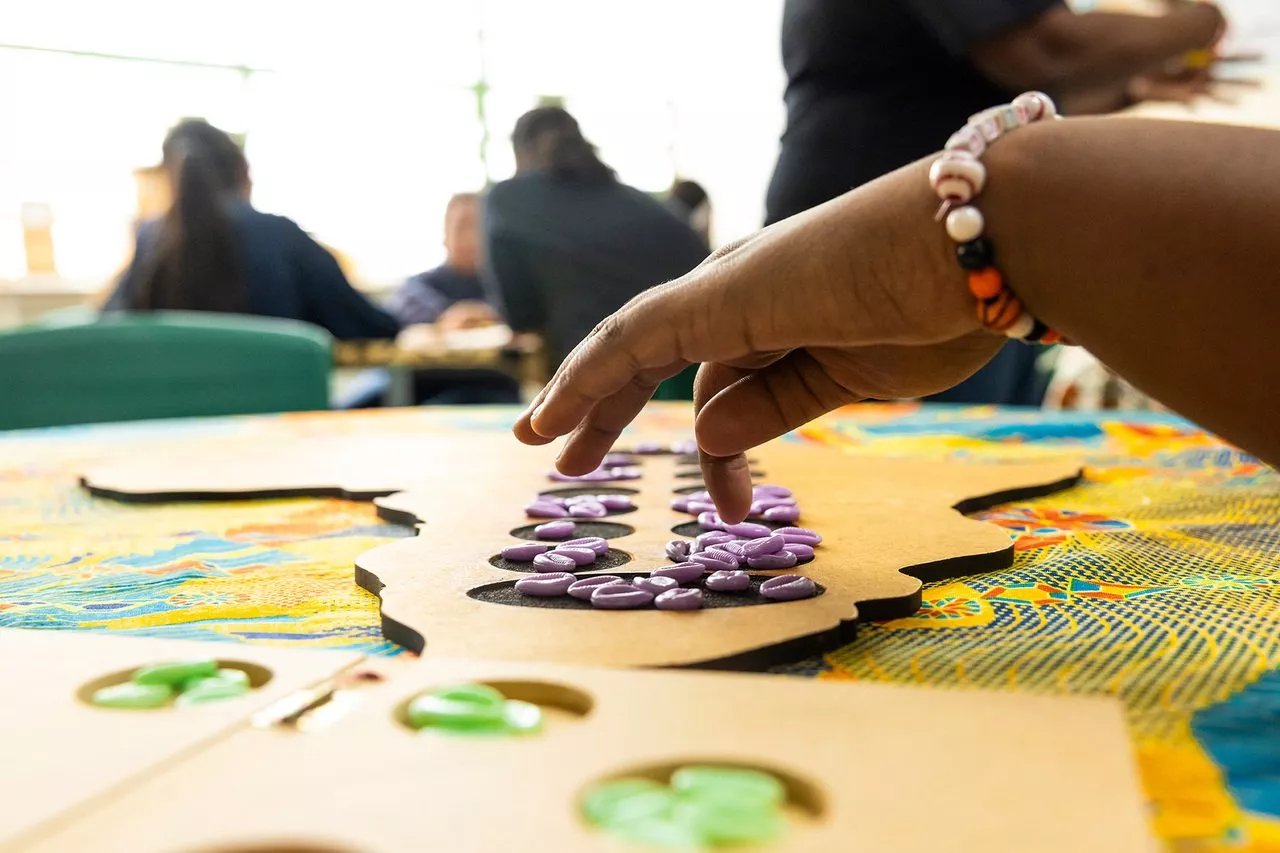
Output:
(0, 311), (332, 430)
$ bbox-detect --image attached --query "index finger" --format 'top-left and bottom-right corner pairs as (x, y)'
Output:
(522, 281), (725, 442)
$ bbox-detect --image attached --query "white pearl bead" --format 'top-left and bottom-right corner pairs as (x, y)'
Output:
(929, 154), (987, 202)
(945, 206), (985, 243)
(1005, 312), (1036, 340)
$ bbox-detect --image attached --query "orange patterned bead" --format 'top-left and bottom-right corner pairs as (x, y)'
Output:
(976, 290), (1023, 331)
(989, 295), (1024, 331)
(968, 268), (1004, 300)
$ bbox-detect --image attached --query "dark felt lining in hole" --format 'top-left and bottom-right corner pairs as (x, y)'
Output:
(670, 520), (788, 538)
(539, 486), (639, 499)
(467, 572), (825, 610)
(488, 548), (632, 573)
(509, 521), (635, 542)
(675, 469), (764, 479)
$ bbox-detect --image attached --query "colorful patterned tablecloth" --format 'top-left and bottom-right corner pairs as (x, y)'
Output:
(2, 403), (1278, 851)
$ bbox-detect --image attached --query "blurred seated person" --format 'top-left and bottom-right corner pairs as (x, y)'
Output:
(665, 179), (712, 244)
(385, 192), (502, 331)
(482, 107), (710, 371)
(106, 119), (399, 341)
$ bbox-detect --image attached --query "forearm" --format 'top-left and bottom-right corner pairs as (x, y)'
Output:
(956, 119), (1278, 465)
(977, 5), (1221, 94)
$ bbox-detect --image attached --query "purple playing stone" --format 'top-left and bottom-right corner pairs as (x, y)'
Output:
(786, 543), (816, 564)
(775, 526), (823, 546)
(705, 569), (752, 592)
(763, 505), (802, 523)
(689, 551), (737, 571)
(534, 520), (576, 540)
(742, 535), (785, 558)
(692, 531), (735, 553)
(568, 502), (608, 518)
(596, 494), (635, 511)
(551, 547), (598, 567)
(501, 543), (552, 562)
(753, 485), (793, 499)
(724, 522), (772, 539)
(532, 552), (578, 572)
(566, 575), (623, 600)
(665, 540), (692, 562)
(671, 440), (698, 456)
(759, 574), (818, 601)
(746, 551), (798, 571)
(591, 584), (655, 610)
(602, 453), (634, 467)
(561, 536), (609, 555)
(634, 441), (664, 455)
(633, 575), (679, 596)
(753, 497), (797, 510)
(670, 497), (691, 513)
(697, 512), (725, 531)
(686, 500), (717, 515)
(688, 490), (711, 502)
(651, 562), (705, 584)
(515, 572), (577, 597)
(525, 501), (569, 519)
(655, 588), (704, 611)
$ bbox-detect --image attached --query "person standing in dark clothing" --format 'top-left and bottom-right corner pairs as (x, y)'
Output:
(765, 0), (1226, 404)
(482, 107), (710, 372)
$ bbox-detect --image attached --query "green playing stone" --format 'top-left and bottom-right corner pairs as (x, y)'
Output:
(91, 682), (173, 710)
(582, 779), (674, 826)
(406, 687), (508, 732)
(606, 814), (704, 848)
(174, 674), (251, 707)
(501, 699), (544, 734)
(674, 798), (786, 845)
(670, 765), (786, 809)
(131, 658), (217, 688)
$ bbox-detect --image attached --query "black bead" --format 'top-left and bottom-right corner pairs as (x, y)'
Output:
(956, 238), (994, 271)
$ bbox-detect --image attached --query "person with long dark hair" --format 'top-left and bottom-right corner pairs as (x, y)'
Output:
(107, 120), (399, 340)
(481, 107), (709, 371)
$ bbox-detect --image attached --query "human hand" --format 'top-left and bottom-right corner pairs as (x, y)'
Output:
(513, 164), (1003, 522)
(437, 300), (501, 331)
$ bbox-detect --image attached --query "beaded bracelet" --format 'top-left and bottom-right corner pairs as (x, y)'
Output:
(929, 91), (1065, 345)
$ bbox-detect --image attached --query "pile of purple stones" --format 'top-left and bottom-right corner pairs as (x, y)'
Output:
(525, 493), (636, 519)
(500, 445), (821, 612)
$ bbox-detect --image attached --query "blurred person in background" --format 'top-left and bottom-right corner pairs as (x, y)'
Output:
(482, 106), (710, 372)
(666, 179), (713, 244)
(765, 0), (1228, 405)
(106, 119), (399, 341)
(385, 192), (501, 331)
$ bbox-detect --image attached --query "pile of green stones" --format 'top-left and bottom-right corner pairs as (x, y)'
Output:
(583, 765), (788, 848)
(405, 683), (543, 735)
(90, 658), (251, 709)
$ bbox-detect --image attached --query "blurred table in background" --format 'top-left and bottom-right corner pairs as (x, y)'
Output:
(333, 324), (544, 406)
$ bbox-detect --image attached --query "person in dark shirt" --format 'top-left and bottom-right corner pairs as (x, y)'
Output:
(107, 119), (399, 341)
(665, 179), (712, 245)
(766, 0), (1226, 404)
(482, 107), (710, 371)
(385, 192), (499, 328)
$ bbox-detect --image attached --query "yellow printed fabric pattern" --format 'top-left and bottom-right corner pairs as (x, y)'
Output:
(1, 404), (1278, 850)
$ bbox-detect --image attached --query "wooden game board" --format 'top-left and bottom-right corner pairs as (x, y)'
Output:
(360, 439), (1080, 668)
(80, 432), (1081, 669)
(0, 629), (362, 852)
(18, 652), (1154, 853)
